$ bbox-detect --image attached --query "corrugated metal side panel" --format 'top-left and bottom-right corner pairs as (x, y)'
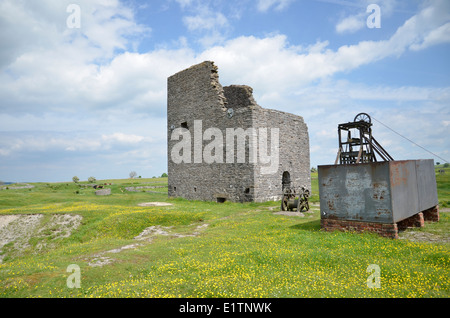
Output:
(318, 163), (393, 223)
(416, 159), (439, 212)
(389, 160), (419, 223)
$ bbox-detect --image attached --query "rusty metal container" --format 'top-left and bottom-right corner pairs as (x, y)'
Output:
(318, 159), (438, 224)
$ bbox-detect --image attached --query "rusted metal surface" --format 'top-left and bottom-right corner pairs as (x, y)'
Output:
(319, 162), (392, 223)
(318, 160), (438, 224)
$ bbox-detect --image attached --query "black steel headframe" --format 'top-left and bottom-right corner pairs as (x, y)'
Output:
(336, 113), (393, 165)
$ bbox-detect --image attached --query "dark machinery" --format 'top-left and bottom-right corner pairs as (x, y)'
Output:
(336, 113), (393, 165)
(281, 186), (310, 212)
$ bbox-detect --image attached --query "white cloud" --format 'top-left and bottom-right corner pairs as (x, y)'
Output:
(0, 0), (150, 69)
(182, 7), (230, 47)
(2, 0), (449, 118)
(0, 128), (167, 181)
(174, 0), (232, 47)
(0, 46), (197, 116)
(200, 9), (450, 96)
(336, 13), (366, 34)
(387, 0), (450, 53)
(1, 0), (449, 181)
(335, 0), (398, 34)
(183, 11), (228, 32)
(292, 80), (450, 166)
(175, 0), (194, 9)
(197, 13), (450, 164)
(256, 0), (294, 12)
(101, 133), (145, 144)
(345, 84), (450, 101)
(410, 22), (450, 51)
(0, 132), (100, 155)
(0, 0), (157, 117)
(0, 130), (155, 157)
(0, 0), (66, 68)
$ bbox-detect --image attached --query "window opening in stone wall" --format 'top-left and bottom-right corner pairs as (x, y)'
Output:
(194, 186), (197, 192)
(181, 122), (188, 129)
(244, 188), (250, 194)
(282, 171), (291, 191)
(173, 186), (177, 191)
(217, 197), (226, 203)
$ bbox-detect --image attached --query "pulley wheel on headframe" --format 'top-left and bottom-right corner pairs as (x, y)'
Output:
(354, 113), (371, 124)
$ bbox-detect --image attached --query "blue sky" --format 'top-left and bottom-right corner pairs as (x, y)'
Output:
(0, 0), (449, 182)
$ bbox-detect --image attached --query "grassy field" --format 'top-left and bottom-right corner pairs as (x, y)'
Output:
(0, 169), (448, 298)
(436, 165), (450, 208)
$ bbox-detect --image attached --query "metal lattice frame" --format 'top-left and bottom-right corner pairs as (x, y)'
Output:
(336, 113), (393, 165)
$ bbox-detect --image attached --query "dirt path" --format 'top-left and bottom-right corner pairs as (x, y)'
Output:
(85, 223), (209, 267)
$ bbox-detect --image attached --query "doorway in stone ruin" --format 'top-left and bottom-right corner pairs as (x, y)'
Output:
(282, 171), (291, 192)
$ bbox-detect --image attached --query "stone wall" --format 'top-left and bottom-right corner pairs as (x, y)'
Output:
(252, 107), (310, 202)
(167, 61), (310, 203)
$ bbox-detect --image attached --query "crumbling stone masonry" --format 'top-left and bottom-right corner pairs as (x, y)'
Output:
(167, 61), (310, 203)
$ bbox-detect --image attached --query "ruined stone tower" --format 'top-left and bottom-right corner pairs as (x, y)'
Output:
(167, 61), (310, 203)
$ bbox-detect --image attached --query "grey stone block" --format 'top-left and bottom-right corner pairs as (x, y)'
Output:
(95, 188), (111, 196)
